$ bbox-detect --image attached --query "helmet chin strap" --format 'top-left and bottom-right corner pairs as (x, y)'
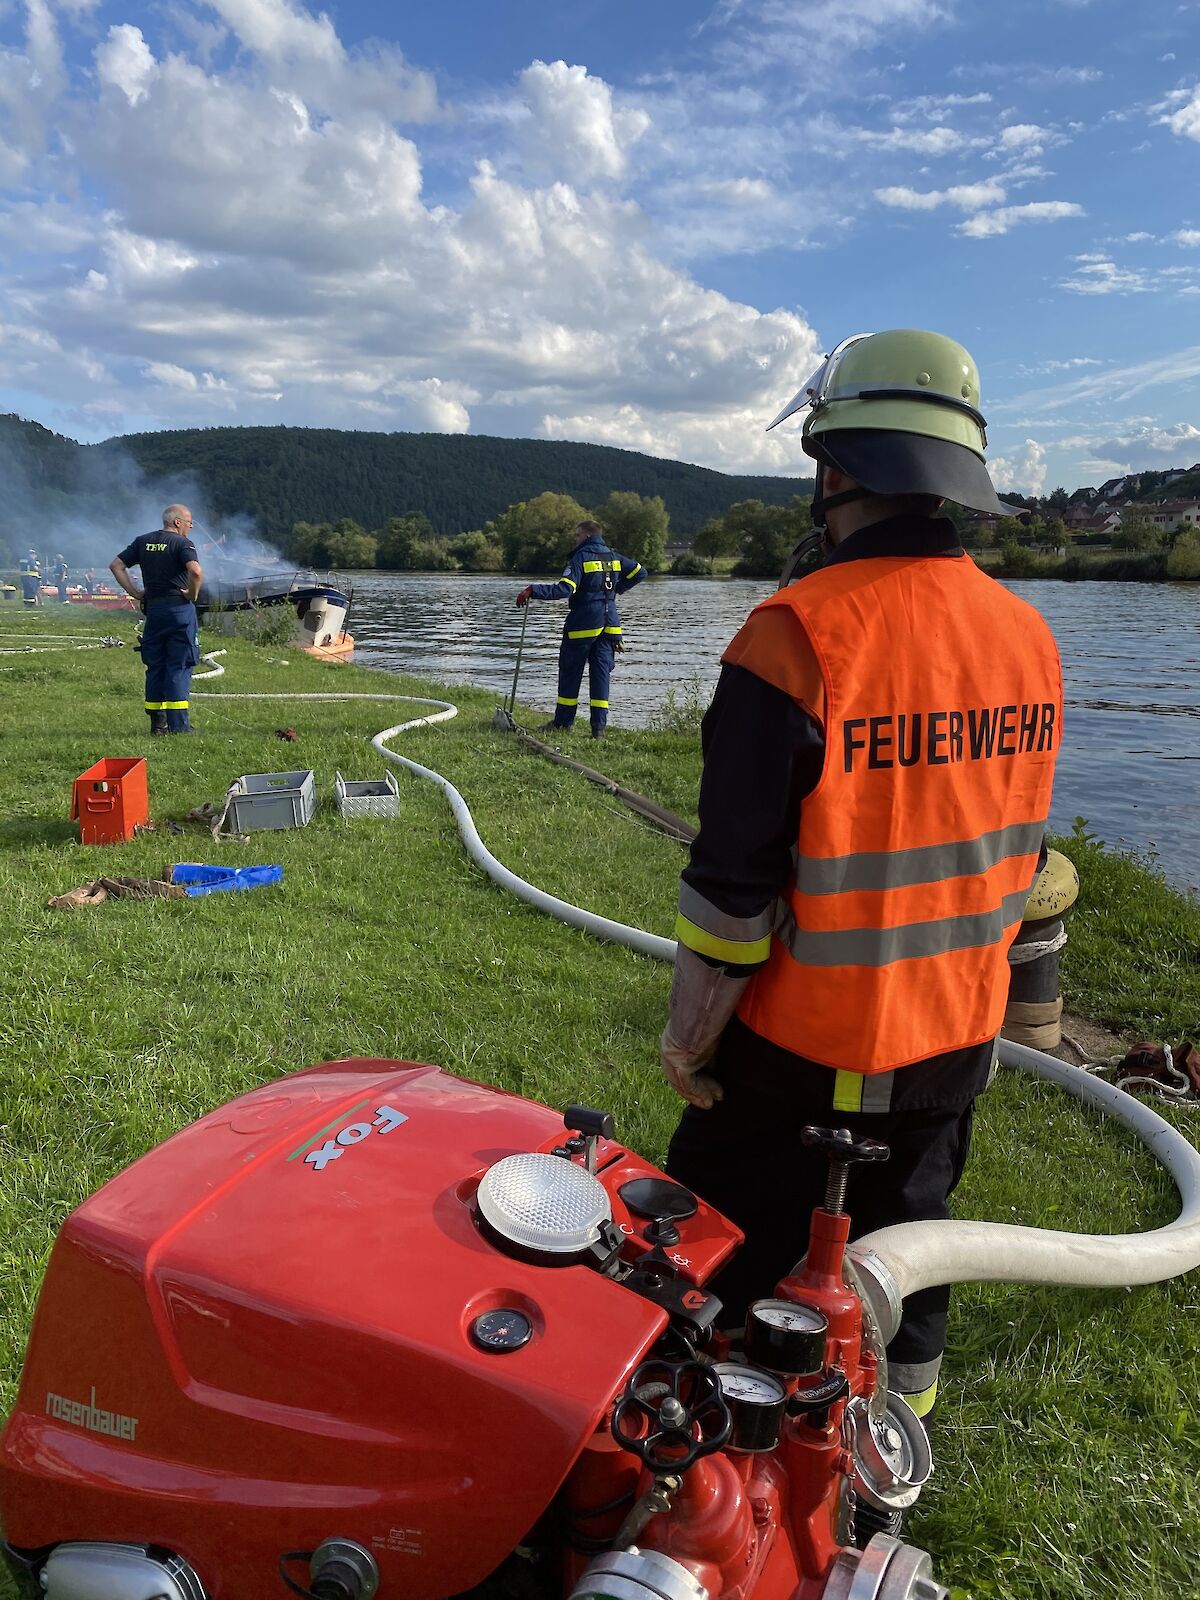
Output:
(779, 463), (870, 587)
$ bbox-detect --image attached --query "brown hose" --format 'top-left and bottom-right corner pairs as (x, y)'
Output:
(514, 727), (697, 845)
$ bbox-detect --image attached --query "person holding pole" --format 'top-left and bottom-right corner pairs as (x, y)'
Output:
(514, 520), (645, 738)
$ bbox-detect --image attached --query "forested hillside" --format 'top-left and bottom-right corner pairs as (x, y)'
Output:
(102, 426), (813, 538)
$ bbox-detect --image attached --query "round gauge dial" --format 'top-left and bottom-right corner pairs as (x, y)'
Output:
(711, 1362), (787, 1452)
(754, 1302), (827, 1333)
(471, 1308), (533, 1352)
(746, 1297), (829, 1376)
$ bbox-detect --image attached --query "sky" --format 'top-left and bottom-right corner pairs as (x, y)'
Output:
(0, 0), (1197, 494)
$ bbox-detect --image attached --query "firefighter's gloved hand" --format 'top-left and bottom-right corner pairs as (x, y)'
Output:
(660, 1030), (723, 1110)
(515, 586), (533, 608)
(659, 944), (752, 1110)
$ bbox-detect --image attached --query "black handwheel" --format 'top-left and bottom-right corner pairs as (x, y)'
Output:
(611, 1359), (732, 1474)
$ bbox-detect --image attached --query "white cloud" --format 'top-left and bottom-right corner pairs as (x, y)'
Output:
(958, 200), (1083, 238)
(859, 123), (973, 154)
(998, 122), (1051, 149)
(989, 439), (1047, 495)
(1123, 231), (1154, 242)
(95, 25), (157, 107)
(146, 361), (199, 390)
(517, 60), (649, 184)
(876, 178), (1006, 210)
(1059, 256), (1151, 294)
(1172, 229), (1200, 247)
(1057, 424), (1200, 473)
(1158, 83), (1200, 142)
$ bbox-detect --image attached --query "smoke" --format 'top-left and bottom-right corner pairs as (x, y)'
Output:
(0, 415), (281, 581)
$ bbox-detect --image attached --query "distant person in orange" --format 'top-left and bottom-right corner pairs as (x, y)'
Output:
(110, 505), (204, 734)
(660, 330), (1062, 1425)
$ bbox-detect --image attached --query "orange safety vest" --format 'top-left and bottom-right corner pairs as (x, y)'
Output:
(729, 552), (1062, 1074)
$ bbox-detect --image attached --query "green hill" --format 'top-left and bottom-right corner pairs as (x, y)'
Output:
(101, 425), (812, 538)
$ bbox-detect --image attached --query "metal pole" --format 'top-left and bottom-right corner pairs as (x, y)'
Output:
(507, 604), (529, 717)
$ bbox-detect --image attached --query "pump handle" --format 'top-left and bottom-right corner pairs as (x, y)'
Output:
(800, 1126), (889, 1164)
(565, 1105), (616, 1140)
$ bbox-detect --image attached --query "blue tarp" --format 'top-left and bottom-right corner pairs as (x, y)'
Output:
(172, 863), (283, 897)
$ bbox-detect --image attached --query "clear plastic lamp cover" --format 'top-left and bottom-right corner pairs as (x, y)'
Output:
(477, 1153), (613, 1254)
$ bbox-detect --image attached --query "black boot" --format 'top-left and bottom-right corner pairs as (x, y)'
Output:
(149, 711), (168, 735)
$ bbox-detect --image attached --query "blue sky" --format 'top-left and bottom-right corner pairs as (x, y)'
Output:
(0, 0), (1197, 492)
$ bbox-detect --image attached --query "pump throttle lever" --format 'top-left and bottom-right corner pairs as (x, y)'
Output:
(801, 1125), (889, 1216)
(564, 1105), (616, 1174)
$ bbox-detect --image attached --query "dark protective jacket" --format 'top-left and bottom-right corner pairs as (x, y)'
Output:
(529, 535), (645, 639)
(116, 531), (199, 602)
(675, 515), (1062, 1112)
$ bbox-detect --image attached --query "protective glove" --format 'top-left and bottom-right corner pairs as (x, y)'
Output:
(515, 586), (533, 608)
(659, 942), (753, 1110)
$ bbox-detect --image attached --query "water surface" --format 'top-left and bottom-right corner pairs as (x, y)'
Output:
(346, 572), (1200, 893)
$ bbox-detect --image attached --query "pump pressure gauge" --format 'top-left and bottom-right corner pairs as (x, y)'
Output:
(746, 1298), (828, 1375)
(711, 1363), (787, 1453)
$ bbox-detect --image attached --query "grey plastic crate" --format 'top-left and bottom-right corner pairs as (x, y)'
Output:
(227, 769), (317, 832)
(334, 769), (400, 821)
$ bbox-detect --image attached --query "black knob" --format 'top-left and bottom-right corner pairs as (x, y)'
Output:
(565, 1105), (616, 1140)
(800, 1127), (890, 1164)
(611, 1360), (732, 1475)
(801, 1126), (889, 1215)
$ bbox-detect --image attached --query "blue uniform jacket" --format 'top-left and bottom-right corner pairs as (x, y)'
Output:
(530, 536), (645, 639)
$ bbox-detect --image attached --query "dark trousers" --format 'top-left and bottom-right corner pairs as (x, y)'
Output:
(555, 633), (616, 733)
(140, 599), (199, 732)
(20, 576), (38, 607)
(665, 1029), (976, 1401)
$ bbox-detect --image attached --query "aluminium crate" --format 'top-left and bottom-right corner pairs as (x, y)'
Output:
(334, 769), (400, 821)
(226, 769), (317, 832)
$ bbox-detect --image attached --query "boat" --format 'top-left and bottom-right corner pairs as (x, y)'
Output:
(198, 557), (355, 660)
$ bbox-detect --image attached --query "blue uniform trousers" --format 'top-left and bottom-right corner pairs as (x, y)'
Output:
(141, 598), (199, 732)
(555, 633), (615, 734)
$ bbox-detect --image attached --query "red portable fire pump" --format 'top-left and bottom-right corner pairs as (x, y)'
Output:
(0, 1060), (943, 1600)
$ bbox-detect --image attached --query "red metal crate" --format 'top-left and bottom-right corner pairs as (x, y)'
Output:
(70, 757), (149, 845)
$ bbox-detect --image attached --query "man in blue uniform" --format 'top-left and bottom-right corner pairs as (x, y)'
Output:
(110, 505), (204, 734)
(19, 549), (40, 607)
(515, 520), (645, 737)
(53, 554), (70, 602)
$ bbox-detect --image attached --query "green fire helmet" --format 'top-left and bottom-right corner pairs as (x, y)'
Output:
(768, 329), (1020, 517)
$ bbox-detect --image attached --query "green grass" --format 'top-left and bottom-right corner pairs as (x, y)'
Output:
(2, 605), (1200, 1599)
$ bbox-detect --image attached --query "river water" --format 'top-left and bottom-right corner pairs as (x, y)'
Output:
(346, 572), (1200, 893)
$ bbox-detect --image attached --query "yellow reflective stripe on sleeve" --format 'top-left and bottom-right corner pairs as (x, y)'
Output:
(161, 701), (189, 709)
(561, 576), (577, 591)
(675, 912), (772, 965)
(832, 1070), (864, 1114)
(900, 1380), (939, 1419)
(589, 699), (609, 708)
(556, 695), (579, 706)
(567, 627), (604, 639)
(626, 563), (642, 578)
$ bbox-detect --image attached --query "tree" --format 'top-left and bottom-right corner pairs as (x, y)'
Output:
(377, 512), (434, 570)
(323, 520), (377, 569)
(591, 491), (669, 571)
(1111, 512), (1161, 552)
(448, 528), (505, 571)
(727, 497), (812, 578)
(692, 516), (743, 571)
(495, 492), (589, 572)
(1045, 486), (1070, 513)
(1167, 528), (1200, 579)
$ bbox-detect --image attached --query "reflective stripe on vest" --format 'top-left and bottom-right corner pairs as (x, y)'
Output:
(733, 551), (1062, 1073)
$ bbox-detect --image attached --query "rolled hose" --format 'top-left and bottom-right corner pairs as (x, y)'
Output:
(196, 657), (1200, 1304)
(852, 1037), (1200, 1330)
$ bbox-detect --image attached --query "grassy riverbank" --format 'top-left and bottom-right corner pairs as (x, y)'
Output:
(2, 606), (1199, 1600)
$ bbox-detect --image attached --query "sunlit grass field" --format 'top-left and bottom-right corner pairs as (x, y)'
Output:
(1, 603), (1198, 1599)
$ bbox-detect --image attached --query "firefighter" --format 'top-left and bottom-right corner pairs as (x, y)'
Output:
(110, 505), (204, 734)
(660, 329), (1062, 1422)
(53, 554), (70, 603)
(515, 520), (646, 737)
(18, 548), (40, 607)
